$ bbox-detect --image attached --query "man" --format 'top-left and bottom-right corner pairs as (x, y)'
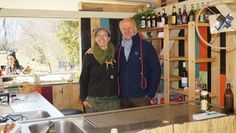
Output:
(118, 18), (161, 108)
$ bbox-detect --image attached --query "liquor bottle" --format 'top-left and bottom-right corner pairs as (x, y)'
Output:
(171, 5), (177, 25)
(205, 2), (211, 23)
(140, 14), (146, 29)
(182, 4), (188, 24)
(195, 3), (200, 21)
(162, 8), (168, 24)
(200, 84), (210, 113)
(188, 4), (195, 22)
(177, 8), (182, 25)
(181, 62), (188, 89)
(157, 12), (162, 23)
(146, 15), (151, 28)
(199, 2), (206, 23)
(151, 13), (157, 28)
(224, 83), (234, 114)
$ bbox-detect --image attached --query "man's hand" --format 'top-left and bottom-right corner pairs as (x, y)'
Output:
(86, 48), (93, 54)
(82, 100), (92, 108)
(150, 97), (157, 105)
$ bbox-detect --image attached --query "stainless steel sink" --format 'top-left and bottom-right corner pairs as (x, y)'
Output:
(28, 120), (83, 133)
(9, 110), (50, 121)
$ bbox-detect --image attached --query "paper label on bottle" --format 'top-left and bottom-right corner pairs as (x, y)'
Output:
(141, 20), (146, 28)
(201, 100), (208, 111)
(182, 16), (187, 23)
(147, 21), (151, 28)
(152, 20), (156, 27)
(181, 77), (188, 87)
(172, 16), (176, 24)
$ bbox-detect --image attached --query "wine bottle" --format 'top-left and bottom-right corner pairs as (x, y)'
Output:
(157, 12), (162, 23)
(195, 3), (200, 21)
(200, 84), (210, 113)
(162, 8), (168, 24)
(177, 8), (182, 25)
(224, 83), (234, 114)
(182, 4), (188, 24)
(146, 15), (151, 28)
(199, 2), (206, 23)
(171, 5), (177, 25)
(140, 15), (146, 29)
(181, 62), (188, 89)
(188, 4), (195, 22)
(151, 13), (157, 28)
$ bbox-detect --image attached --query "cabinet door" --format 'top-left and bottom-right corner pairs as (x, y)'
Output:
(53, 84), (83, 110)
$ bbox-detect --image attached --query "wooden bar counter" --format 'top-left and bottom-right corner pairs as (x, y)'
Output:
(16, 101), (236, 133)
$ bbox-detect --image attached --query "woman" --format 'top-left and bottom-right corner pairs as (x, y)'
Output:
(5, 50), (24, 75)
(79, 28), (120, 113)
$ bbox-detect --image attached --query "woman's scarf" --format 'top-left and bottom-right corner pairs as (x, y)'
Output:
(92, 42), (115, 65)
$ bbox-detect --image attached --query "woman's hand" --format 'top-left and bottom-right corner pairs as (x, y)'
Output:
(82, 100), (92, 108)
(85, 48), (93, 54)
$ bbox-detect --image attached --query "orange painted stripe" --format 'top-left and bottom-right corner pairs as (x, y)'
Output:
(198, 27), (208, 71)
(220, 74), (226, 106)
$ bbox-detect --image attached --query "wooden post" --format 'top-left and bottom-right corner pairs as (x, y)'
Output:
(188, 22), (195, 100)
(226, 32), (236, 109)
(211, 34), (221, 105)
(164, 25), (170, 103)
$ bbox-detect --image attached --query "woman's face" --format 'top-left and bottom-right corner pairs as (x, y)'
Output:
(7, 56), (16, 66)
(95, 30), (110, 50)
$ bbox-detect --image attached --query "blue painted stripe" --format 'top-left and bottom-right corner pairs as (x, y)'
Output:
(195, 33), (199, 79)
(100, 18), (109, 29)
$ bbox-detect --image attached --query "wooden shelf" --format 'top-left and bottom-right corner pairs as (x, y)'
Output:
(169, 36), (187, 40)
(165, 57), (215, 62)
(169, 23), (209, 30)
(169, 56), (188, 61)
(161, 74), (181, 81)
(169, 24), (188, 29)
(170, 88), (217, 98)
(143, 37), (162, 40)
(196, 23), (210, 27)
(195, 58), (216, 63)
(138, 27), (163, 32)
(170, 75), (181, 81)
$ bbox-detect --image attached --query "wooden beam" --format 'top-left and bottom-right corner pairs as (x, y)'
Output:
(0, 9), (135, 19)
(80, 3), (147, 12)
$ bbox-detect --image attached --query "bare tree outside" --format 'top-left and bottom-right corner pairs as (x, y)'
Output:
(0, 18), (79, 77)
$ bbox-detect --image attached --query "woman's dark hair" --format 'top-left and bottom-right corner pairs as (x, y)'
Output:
(94, 28), (111, 37)
(7, 50), (21, 69)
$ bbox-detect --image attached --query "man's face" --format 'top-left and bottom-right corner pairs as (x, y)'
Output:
(119, 21), (136, 40)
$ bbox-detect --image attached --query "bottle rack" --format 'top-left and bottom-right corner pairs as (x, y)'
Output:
(138, 22), (219, 104)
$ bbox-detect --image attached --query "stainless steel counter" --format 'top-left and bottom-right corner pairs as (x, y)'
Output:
(10, 92), (63, 118)
(17, 101), (227, 133)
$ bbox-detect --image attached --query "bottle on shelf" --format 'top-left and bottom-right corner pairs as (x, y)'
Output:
(200, 84), (210, 113)
(199, 2), (206, 23)
(224, 83), (234, 114)
(205, 2), (211, 23)
(195, 3), (200, 21)
(177, 8), (182, 25)
(146, 15), (151, 28)
(162, 8), (168, 25)
(171, 5), (177, 25)
(182, 4), (188, 24)
(140, 14), (146, 29)
(151, 12), (157, 28)
(180, 62), (188, 89)
(188, 4), (195, 22)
